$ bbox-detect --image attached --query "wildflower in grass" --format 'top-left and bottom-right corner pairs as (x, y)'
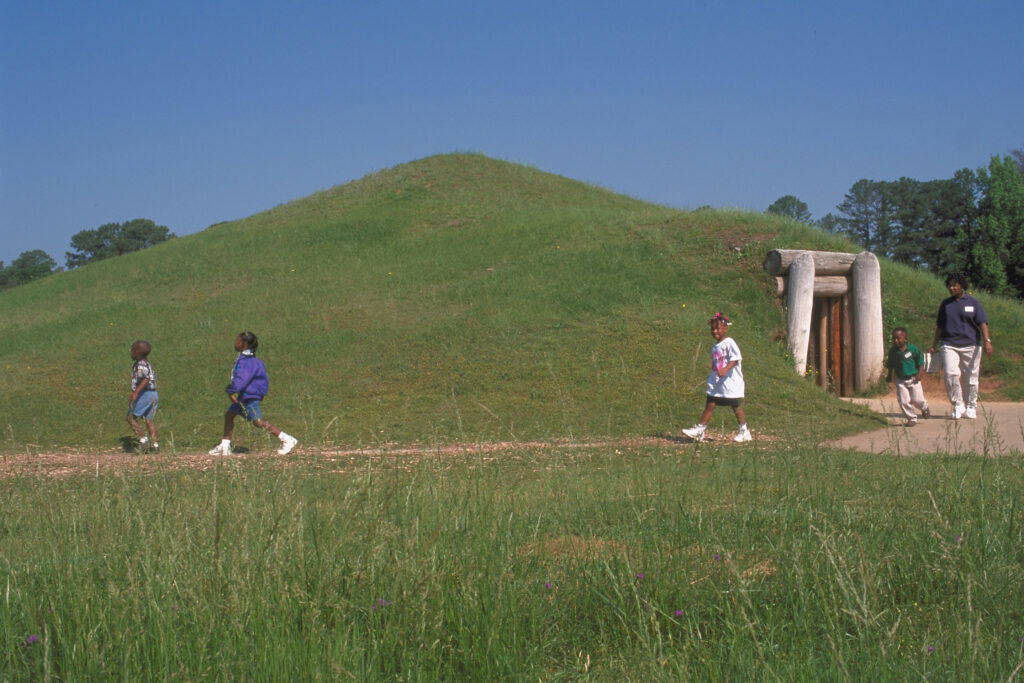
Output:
(927, 646), (936, 654)
(713, 554), (722, 561)
(674, 610), (685, 617)
(544, 582), (553, 590)
(635, 573), (645, 580)
(955, 535), (963, 544)
(371, 598), (393, 610)
(24, 635), (39, 645)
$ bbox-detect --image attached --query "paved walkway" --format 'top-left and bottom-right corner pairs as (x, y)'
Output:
(829, 398), (1024, 456)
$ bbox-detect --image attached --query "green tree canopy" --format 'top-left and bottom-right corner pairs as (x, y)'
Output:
(66, 218), (175, 268)
(1010, 144), (1024, 174)
(969, 155), (1024, 296)
(766, 195), (812, 223)
(0, 250), (58, 290)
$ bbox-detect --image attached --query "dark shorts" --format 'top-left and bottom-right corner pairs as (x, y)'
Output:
(706, 395), (742, 408)
(228, 399), (263, 422)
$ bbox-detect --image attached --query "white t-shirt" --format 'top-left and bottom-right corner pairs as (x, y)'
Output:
(706, 337), (744, 398)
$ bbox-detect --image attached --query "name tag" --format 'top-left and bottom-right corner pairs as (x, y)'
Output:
(965, 306), (975, 313)
(904, 352), (912, 359)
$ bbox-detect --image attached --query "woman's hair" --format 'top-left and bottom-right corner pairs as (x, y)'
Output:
(945, 272), (969, 289)
(239, 331), (259, 351)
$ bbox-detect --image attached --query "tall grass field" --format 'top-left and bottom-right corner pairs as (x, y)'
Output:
(2, 154), (1022, 677)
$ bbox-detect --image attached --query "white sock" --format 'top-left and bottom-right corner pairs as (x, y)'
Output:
(279, 432), (293, 442)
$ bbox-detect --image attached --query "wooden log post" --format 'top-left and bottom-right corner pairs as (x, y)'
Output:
(830, 297), (842, 392)
(787, 252), (815, 375)
(841, 295), (853, 396)
(764, 249), (858, 276)
(852, 251), (884, 391)
(771, 275), (849, 297)
(818, 303), (828, 388)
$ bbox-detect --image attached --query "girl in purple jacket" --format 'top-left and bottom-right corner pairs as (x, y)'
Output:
(209, 331), (298, 455)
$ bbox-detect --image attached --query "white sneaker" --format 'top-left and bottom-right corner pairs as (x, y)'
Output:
(952, 404), (965, 420)
(681, 425), (706, 441)
(734, 426), (753, 443)
(208, 441), (231, 456)
(277, 434), (298, 455)
(964, 406), (977, 419)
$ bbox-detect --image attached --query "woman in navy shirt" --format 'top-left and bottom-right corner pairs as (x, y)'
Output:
(928, 273), (993, 419)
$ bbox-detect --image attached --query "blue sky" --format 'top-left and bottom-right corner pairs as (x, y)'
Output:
(2, 0), (1021, 265)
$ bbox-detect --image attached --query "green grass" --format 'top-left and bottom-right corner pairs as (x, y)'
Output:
(2, 154), (1023, 677)
(3, 153), (1020, 451)
(3, 444), (1023, 679)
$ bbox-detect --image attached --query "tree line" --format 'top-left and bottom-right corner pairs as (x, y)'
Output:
(768, 145), (1024, 298)
(0, 219), (175, 291)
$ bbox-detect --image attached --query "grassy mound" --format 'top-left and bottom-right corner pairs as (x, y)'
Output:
(1, 154), (1020, 450)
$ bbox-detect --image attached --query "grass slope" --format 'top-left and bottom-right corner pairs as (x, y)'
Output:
(1, 153), (1020, 451)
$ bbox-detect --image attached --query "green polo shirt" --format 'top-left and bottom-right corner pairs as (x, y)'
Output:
(887, 342), (924, 379)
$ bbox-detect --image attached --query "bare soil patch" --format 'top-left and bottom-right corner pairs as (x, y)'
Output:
(0, 431), (774, 480)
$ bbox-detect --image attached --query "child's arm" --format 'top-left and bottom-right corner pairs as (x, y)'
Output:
(129, 377), (150, 404)
(716, 360), (738, 377)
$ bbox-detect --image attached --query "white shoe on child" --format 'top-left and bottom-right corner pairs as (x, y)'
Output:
(277, 434), (298, 455)
(681, 425), (706, 442)
(964, 406), (977, 419)
(733, 426), (753, 443)
(208, 441), (231, 456)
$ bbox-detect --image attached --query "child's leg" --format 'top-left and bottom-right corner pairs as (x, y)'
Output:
(223, 410), (238, 439)
(253, 418), (282, 437)
(732, 405), (747, 425)
(254, 418), (298, 454)
(127, 413), (146, 438)
(697, 400), (715, 425)
(894, 380), (916, 420)
(908, 381), (929, 415)
(145, 418), (159, 443)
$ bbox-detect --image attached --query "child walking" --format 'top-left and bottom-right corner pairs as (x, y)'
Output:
(886, 327), (930, 426)
(681, 313), (752, 443)
(127, 340), (159, 453)
(208, 331), (298, 456)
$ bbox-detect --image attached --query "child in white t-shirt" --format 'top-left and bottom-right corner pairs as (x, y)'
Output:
(681, 313), (752, 443)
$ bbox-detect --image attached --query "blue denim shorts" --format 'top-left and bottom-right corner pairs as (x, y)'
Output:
(228, 399), (263, 422)
(130, 391), (159, 419)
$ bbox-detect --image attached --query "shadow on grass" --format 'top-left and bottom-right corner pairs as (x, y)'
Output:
(651, 432), (697, 445)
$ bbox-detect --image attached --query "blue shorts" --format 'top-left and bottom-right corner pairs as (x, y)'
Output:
(130, 391), (159, 419)
(228, 399), (263, 422)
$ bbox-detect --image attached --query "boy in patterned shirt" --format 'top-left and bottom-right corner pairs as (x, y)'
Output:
(128, 340), (159, 452)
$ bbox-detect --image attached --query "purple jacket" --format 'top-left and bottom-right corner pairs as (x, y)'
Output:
(227, 352), (269, 401)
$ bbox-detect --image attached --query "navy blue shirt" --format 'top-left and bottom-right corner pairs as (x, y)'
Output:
(936, 294), (988, 347)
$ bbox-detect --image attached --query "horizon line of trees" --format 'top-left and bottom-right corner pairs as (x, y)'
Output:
(0, 219), (175, 291)
(767, 145), (1024, 298)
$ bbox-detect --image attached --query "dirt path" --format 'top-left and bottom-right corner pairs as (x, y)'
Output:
(4, 397), (1019, 480)
(829, 398), (1024, 456)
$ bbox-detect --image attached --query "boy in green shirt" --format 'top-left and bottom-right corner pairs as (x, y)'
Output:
(886, 327), (930, 426)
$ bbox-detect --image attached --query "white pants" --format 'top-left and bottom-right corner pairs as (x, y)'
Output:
(895, 377), (928, 420)
(940, 344), (982, 409)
